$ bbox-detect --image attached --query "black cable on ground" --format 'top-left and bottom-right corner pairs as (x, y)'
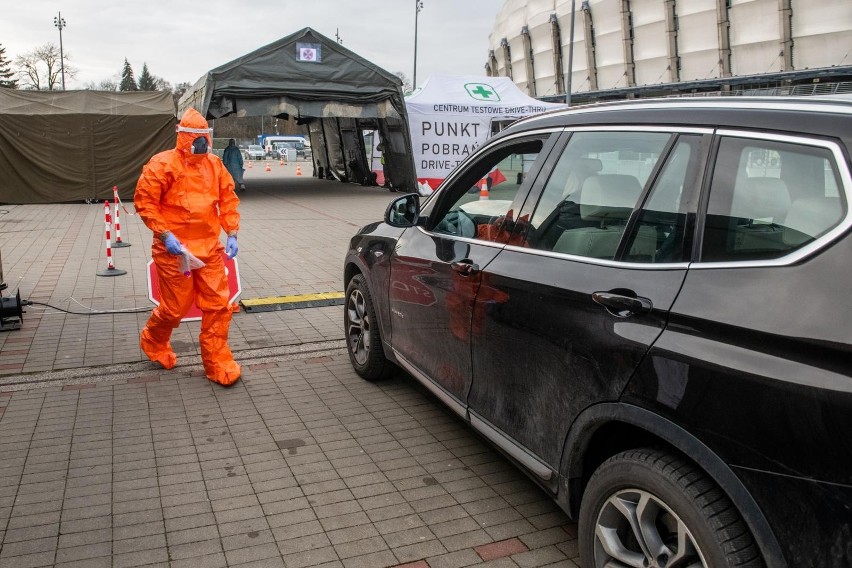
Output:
(23, 300), (153, 316)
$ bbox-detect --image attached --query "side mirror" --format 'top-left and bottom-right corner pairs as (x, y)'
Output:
(385, 193), (421, 227)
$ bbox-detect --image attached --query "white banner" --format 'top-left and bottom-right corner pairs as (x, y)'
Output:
(409, 111), (490, 181)
(405, 76), (564, 185)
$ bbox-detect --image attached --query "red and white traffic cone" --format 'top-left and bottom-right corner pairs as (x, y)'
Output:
(97, 201), (126, 277)
(265, 161), (271, 172)
(112, 194), (131, 248)
(479, 179), (489, 200)
(247, 160), (253, 169)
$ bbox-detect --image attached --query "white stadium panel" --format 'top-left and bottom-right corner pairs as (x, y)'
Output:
(509, 34), (530, 93)
(528, 11), (560, 97)
(526, 0), (557, 94)
(489, 3), (515, 77)
(792, 0), (852, 69)
(555, 0), (592, 93)
(593, 0), (630, 90)
(729, 0), (784, 76)
(526, 0), (556, 18)
(676, 0), (723, 81)
(490, 1), (517, 46)
(630, 0), (670, 86)
(492, 2), (530, 85)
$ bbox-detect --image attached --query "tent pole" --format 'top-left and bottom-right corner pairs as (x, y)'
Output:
(320, 119), (332, 179)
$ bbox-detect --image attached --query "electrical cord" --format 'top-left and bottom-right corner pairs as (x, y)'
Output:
(23, 300), (154, 316)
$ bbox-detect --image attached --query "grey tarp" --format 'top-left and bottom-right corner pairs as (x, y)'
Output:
(179, 27), (416, 190)
(0, 89), (176, 204)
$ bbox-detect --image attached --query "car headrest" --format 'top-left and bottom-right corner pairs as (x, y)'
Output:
(580, 174), (643, 221)
(572, 158), (603, 174)
(782, 197), (843, 246)
(730, 177), (791, 221)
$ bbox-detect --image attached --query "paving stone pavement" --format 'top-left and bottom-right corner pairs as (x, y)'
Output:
(0, 354), (580, 567)
(0, 165), (582, 566)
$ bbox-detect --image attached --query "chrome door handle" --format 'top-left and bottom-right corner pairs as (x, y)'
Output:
(592, 291), (652, 317)
(451, 260), (480, 276)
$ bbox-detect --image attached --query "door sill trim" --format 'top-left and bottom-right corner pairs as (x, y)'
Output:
(469, 411), (554, 481)
(393, 350), (468, 420)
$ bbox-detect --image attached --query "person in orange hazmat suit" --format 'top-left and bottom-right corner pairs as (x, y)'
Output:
(134, 107), (242, 386)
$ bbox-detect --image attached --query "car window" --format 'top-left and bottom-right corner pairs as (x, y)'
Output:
(701, 136), (847, 262)
(526, 131), (671, 259)
(620, 135), (703, 263)
(431, 139), (545, 244)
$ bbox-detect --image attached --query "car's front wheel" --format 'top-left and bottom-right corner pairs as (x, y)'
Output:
(579, 448), (763, 568)
(345, 274), (393, 381)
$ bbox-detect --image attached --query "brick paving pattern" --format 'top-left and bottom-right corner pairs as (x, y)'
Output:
(0, 355), (580, 567)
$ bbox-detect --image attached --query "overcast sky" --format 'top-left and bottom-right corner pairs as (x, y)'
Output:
(1, 1), (502, 90)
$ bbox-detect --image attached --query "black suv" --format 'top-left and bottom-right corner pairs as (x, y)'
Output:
(343, 97), (852, 568)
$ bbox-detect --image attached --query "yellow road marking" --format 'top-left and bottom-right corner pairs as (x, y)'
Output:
(240, 292), (345, 307)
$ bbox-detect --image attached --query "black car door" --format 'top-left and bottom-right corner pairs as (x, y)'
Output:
(465, 129), (710, 474)
(387, 131), (562, 413)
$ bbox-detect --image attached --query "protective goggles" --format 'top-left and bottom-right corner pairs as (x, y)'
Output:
(176, 124), (213, 135)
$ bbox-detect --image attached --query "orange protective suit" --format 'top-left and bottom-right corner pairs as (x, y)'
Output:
(135, 108), (242, 386)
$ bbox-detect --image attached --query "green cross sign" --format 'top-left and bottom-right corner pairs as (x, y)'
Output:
(465, 83), (501, 102)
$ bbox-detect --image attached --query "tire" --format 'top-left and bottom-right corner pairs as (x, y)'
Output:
(579, 448), (763, 568)
(344, 274), (393, 381)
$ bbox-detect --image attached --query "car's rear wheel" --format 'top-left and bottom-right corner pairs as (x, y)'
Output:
(579, 448), (763, 568)
(345, 274), (392, 381)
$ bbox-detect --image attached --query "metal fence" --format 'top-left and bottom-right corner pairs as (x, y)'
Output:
(669, 81), (852, 98)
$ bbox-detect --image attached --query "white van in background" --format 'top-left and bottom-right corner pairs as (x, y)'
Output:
(263, 136), (311, 159)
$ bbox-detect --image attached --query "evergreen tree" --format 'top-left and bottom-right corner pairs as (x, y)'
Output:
(119, 58), (137, 91)
(137, 62), (157, 91)
(0, 44), (18, 89)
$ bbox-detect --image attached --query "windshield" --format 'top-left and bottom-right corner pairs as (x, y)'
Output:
(248, 145), (263, 151)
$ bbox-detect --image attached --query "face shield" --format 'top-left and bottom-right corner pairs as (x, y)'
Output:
(176, 124), (212, 155)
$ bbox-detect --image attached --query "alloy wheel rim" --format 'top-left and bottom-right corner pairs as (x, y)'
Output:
(594, 489), (707, 568)
(346, 289), (370, 365)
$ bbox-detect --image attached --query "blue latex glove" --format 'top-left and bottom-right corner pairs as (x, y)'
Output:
(163, 232), (182, 255)
(226, 236), (238, 258)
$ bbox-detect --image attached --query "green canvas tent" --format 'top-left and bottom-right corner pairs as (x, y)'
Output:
(179, 27), (416, 190)
(0, 89), (176, 203)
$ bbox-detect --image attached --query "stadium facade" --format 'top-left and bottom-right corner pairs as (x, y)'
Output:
(486, 0), (852, 103)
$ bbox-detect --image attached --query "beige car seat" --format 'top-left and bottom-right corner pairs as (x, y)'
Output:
(553, 174), (654, 259)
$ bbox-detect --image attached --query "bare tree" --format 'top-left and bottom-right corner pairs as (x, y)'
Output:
(155, 77), (171, 92)
(15, 43), (75, 90)
(84, 78), (119, 91)
(394, 71), (413, 94)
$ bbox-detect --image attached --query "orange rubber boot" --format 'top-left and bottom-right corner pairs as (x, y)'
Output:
(140, 327), (177, 370)
(204, 359), (241, 386)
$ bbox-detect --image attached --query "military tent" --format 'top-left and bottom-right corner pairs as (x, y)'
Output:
(0, 89), (176, 203)
(179, 27), (416, 190)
